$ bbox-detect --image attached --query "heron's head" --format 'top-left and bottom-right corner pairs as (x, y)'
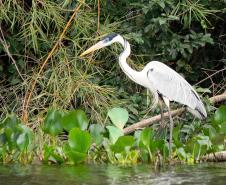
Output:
(80, 33), (121, 57)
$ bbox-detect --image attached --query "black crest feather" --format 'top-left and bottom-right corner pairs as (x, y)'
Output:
(102, 33), (118, 42)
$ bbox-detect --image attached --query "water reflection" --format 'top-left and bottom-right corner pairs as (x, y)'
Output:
(0, 163), (226, 185)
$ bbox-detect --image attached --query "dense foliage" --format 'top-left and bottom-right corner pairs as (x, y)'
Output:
(0, 0), (225, 164)
(0, 106), (226, 164)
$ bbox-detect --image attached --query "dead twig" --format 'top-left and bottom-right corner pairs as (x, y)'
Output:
(195, 67), (226, 86)
(123, 92), (226, 135)
(0, 27), (24, 81)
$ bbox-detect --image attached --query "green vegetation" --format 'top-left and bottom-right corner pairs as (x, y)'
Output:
(0, 106), (226, 165)
(0, 0), (225, 165)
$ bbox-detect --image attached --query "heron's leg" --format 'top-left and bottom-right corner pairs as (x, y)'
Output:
(159, 99), (164, 128)
(168, 105), (174, 158)
(162, 97), (173, 158)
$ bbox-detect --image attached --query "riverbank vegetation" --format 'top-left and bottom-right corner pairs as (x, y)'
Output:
(0, 0), (225, 165)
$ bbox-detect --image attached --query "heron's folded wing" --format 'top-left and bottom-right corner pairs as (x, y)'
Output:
(146, 61), (206, 118)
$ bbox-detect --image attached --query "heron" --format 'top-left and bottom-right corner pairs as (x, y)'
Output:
(80, 33), (207, 157)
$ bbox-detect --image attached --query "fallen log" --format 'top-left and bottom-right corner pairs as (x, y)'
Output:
(123, 92), (226, 135)
(201, 151), (226, 162)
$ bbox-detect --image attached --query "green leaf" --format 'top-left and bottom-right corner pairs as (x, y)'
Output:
(64, 143), (87, 164)
(16, 133), (29, 151)
(157, 1), (165, 9)
(196, 87), (211, 94)
(111, 136), (134, 153)
(203, 125), (217, 138)
(151, 139), (165, 153)
(173, 126), (182, 147)
(43, 109), (63, 136)
(67, 150), (87, 164)
(139, 128), (153, 149)
(0, 114), (21, 129)
(197, 135), (211, 148)
(107, 107), (128, 129)
(4, 127), (14, 149)
(177, 147), (187, 160)
(158, 18), (166, 25)
(16, 126), (32, 151)
(106, 126), (124, 144)
(89, 124), (105, 145)
(43, 145), (64, 164)
(61, 110), (89, 132)
(68, 128), (91, 153)
(213, 106), (226, 125)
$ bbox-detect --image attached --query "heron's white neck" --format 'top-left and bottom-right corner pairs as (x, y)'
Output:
(116, 36), (143, 85)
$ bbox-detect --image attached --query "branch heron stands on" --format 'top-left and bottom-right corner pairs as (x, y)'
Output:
(80, 33), (207, 157)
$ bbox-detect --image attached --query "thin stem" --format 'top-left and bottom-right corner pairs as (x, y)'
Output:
(0, 27), (24, 81)
(97, 0), (100, 33)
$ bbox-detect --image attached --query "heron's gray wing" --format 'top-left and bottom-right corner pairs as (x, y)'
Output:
(146, 61), (207, 118)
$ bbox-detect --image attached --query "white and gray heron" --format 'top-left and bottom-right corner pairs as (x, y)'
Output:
(80, 33), (207, 156)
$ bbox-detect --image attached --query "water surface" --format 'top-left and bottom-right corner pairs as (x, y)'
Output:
(0, 163), (226, 185)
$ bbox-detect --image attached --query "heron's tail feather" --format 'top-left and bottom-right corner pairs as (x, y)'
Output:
(187, 101), (207, 120)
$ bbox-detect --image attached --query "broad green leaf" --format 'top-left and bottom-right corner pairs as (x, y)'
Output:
(106, 126), (124, 144)
(89, 124), (105, 145)
(43, 144), (54, 163)
(16, 125), (33, 151)
(139, 128), (153, 149)
(64, 143), (87, 164)
(16, 133), (29, 151)
(213, 106), (226, 125)
(0, 115), (23, 150)
(68, 128), (91, 153)
(107, 107), (128, 129)
(4, 127), (15, 150)
(61, 110), (88, 132)
(67, 150), (87, 164)
(140, 149), (149, 162)
(111, 136), (134, 153)
(151, 139), (165, 153)
(43, 109), (63, 136)
(177, 147), (187, 160)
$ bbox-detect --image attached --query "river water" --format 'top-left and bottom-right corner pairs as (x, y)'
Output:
(0, 163), (226, 185)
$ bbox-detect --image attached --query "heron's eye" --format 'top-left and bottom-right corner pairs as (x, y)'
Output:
(150, 68), (154, 72)
(104, 38), (109, 42)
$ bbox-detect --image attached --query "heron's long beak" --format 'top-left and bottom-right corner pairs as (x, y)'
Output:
(80, 41), (104, 57)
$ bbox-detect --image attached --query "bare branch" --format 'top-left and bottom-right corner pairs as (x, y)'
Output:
(123, 92), (226, 135)
(201, 151), (226, 162)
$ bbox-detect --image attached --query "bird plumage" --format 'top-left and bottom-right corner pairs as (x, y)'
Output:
(80, 33), (207, 157)
(144, 61), (207, 119)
